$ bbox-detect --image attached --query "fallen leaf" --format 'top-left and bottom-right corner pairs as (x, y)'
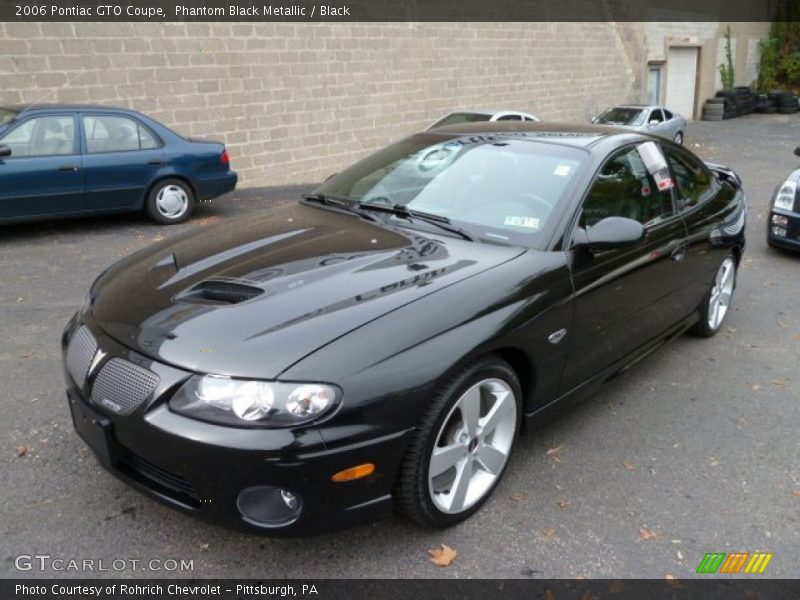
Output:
(542, 527), (557, 538)
(665, 575), (682, 590)
(556, 500), (571, 509)
(750, 384), (762, 391)
(772, 379), (786, 387)
(623, 462), (638, 472)
(199, 543), (209, 550)
(726, 328), (738, 333)
(544, 589), (556, 600)
(792, 490), (800, 497)
(609, 579), (625, 593)
(639, 527), (658, 541)
(580, 592), (598, 600)
(738, 417), (749, 428)
(510, 492), (528, 502)
(16, 446), (28, 457)
(20, 352), (34, 358)
(428, 544), (457, 567)
(546, 445), (563, 456)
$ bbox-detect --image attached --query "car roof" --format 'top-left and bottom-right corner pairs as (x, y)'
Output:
(446, 108), (530, 116)
(607, 104), (668, 111)
(6, 104), (139, 115)
(426, 120), (639, 148)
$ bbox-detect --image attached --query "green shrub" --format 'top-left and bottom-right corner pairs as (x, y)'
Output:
(758, 0), (800, 92)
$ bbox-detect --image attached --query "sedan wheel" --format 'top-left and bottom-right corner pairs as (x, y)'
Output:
(691, 254), (737, 337)
(397, 356), (520, 527)
(145, 178), (196, 224)
(674, 131), (684, 144)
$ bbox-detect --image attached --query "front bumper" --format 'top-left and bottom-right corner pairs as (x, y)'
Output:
(767, 208), (800, 251)
(62, 313), (409, 536)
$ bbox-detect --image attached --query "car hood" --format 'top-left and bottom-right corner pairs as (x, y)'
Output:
(90, 202), (525, 378)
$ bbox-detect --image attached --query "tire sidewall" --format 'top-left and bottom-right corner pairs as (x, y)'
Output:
(412, 358), (522, 527)
(146, 178), (195, 224)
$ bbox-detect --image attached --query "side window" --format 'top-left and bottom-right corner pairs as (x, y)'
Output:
(496, 114), (522, 121)
(663, 146), (716, 211)
(581, 146), (675, 229)
(662, 109), (673, 120)
(83, 115), (160, 153)
(649, 109), (665, 123)
(0, 116), (75, 157)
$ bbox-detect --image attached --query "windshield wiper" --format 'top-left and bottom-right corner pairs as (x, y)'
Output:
(358, 202), (475, 242)
(302, 193), (377, 222)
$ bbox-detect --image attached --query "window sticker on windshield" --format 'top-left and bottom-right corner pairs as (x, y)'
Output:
(554, 164), (572, 177)
(504, 216), (540, 229)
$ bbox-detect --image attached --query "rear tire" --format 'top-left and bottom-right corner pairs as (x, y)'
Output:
(674, 131), (684, 144)
(396, 356), (521, 528)
(145, 178), (195, 224)
(690, 254), (737, 338)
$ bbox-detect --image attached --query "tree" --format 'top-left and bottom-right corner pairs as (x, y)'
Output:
(758, 0), (800, 92)
(719, 25), (735, 91)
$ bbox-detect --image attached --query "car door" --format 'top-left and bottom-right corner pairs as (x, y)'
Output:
(661, 143), (727, 314)
(559, 143), (689, 393)
(80, 113), (166, 211)
(661, 109), (677, 138)
(0, 113), (83, 219)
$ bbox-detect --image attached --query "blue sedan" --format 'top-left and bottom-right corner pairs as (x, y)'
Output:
(0, 105), (237, 224)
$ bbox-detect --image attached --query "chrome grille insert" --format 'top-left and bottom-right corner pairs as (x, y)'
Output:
(65, 326), (97, 388)
(90, 358), (160, 416)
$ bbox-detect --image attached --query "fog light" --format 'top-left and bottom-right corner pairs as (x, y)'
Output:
(237, 486), (302, 527)
(771, 225), (787, 237)
(772, 214), (789, 227)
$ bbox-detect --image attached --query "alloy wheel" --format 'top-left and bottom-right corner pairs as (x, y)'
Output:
(428, 378), (517, 514)
(708, 256), (735, 331)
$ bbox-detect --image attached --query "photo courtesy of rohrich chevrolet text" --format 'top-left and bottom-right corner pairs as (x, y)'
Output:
(0, 1), (797, 599)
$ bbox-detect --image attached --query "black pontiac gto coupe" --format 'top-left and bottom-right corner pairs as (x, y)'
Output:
(63, 122), (746, 535)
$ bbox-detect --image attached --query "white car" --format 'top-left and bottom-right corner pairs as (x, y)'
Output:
(428, 108), (540, 129)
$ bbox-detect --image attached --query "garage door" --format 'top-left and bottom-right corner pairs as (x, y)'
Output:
(665, 47), (699, 120)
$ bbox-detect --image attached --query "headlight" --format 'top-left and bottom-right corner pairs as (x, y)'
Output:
(774, 180), (797, 211)
(169, 375), (340, 427)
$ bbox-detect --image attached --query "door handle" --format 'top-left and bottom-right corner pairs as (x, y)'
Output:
(147, 160), (164, 166)
(59, 164), (79, 172)
(671, 242), (687, 262)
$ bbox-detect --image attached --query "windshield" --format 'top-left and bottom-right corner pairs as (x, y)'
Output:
(0, 108), (18, 127)
(430, 112), (492, 128)
(316, 133), (586, 246)
(596, 107), (646, 126)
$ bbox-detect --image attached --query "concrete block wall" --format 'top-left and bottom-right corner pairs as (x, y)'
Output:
(0, 22), (645, 187)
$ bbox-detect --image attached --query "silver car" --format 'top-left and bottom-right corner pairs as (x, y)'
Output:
(592, 105), (687, 144)
(428, 108), (540, 129)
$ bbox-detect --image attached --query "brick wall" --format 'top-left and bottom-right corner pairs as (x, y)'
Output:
(0, 22), (645, 187)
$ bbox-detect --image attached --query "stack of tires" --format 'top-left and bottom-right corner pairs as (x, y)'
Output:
(773, 91), (799, 114)
(701, 98), (725, 121)
(755, 93), (778, 113)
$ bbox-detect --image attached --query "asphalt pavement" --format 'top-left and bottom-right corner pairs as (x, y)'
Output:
(1, 116), (798, 579)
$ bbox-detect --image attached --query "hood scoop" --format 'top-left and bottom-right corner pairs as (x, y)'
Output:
(179, 278), (264, 305)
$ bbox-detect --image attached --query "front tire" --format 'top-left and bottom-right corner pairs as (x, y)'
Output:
(145, 178), (195, 224)
(690, 253), (737, 337)
(396, 356), (521, 528)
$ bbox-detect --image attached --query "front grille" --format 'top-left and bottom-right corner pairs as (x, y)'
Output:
(118, 452), (201, 508)
(90, 358), (160, 416)
(65, 326), (97, 388)
(186, 279), (263, 304)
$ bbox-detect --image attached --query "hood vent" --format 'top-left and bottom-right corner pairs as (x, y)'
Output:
(183, 279), (264, 305)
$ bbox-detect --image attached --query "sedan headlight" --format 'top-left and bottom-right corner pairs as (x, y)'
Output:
(774, 179), (797, 211)
(170, 375), (340, 427)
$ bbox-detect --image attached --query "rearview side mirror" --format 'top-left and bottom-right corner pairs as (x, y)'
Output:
(574, 217), (646, 251)
(0, 144), (10, 158)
